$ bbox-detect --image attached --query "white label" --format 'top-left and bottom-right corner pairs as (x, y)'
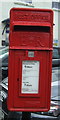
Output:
(21, 61), (40, 94)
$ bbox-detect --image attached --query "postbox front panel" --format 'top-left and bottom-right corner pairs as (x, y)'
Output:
(8, 50), (52, 111)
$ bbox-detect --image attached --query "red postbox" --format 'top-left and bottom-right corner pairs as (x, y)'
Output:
(8, 8), (53, 112)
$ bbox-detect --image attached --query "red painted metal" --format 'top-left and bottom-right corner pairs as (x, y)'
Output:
(8, 8), (53, 112)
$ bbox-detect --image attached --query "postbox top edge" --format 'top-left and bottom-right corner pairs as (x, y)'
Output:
(10, 8), (53, 24)
(10, 7), (53, 14)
